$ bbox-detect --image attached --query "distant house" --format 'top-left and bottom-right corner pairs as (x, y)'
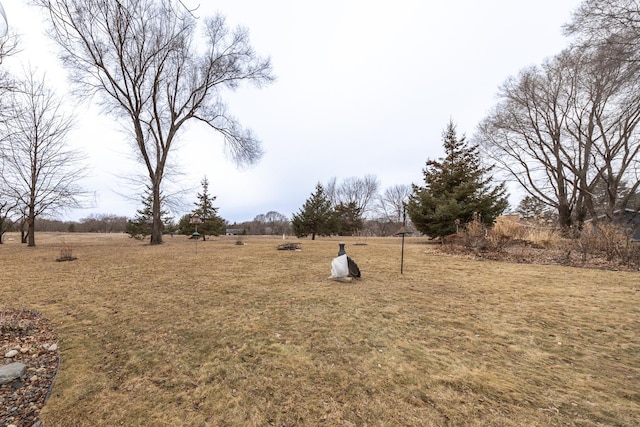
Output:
(225, 228), (243, 236)
(588, 209), (640, 242)
(618, 209), (640, 242)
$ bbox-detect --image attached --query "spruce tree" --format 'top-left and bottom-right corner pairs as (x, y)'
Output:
(291, 183), (338, 240)
(334, 202), (363, 236)
(190, 177), (225, 240)
(516, 195), (555, 221)
(126, 186), (173, 240)
(408, 120), (508, 238)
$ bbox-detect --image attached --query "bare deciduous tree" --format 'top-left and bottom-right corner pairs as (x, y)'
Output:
(564, 0), (640, 220)
(0, 23), (19, 243)
(477, 53), (579, 231)
(35, 0), (274, 244)
(263, 210), (290, 235)
(564, 0), (640, 61)
(0, 16), (19, 106)
(328, 174), (380, 217)
(477, 45), (640, 232)
(375, 184), (411, 223)
(0, 182), (19, 243)
(0, 68), (87, 246)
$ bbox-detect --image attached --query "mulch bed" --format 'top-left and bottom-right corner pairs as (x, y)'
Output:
(1, 309), (60, 427)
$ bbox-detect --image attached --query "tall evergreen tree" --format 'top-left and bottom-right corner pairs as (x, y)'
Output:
(408, 121), (508, 238)
(291, 183), (338, 240)
(190, 177), (225, 240)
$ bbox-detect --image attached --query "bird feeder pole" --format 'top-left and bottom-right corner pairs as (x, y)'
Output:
(394, 203), (412, 275)
(190, 213), (203, 255)
(401, 205), (406, 274)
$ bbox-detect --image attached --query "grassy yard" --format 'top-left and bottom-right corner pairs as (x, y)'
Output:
(1, 232), (639, 426)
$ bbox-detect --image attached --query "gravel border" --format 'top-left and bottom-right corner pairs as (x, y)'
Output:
(1, 309), (60, 427)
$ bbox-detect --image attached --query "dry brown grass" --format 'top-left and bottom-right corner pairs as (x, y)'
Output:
(1, 232), (639, 426)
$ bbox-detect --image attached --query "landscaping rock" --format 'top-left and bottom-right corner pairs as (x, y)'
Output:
(4, 349), (19, 358)
(0, 362), (26, 385)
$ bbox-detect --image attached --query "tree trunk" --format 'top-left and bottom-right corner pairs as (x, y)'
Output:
(558, 203), (573, 236)
(27, 209), (36, 247)
(150, 181), (163, 245)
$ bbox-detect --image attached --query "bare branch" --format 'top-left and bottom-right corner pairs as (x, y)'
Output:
(34, 0), (274, 243)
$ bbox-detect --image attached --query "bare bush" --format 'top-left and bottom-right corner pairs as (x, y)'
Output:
(463, 213), (486, 251)
(523, 226), (562, 248)
(578, 223), (637, 264)
(487, 217), (525, 250)
(437, 214), (638, 270)
(56, 241), (77, 262)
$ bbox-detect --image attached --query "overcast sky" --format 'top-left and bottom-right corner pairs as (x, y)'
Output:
(3, 0), (583, 223)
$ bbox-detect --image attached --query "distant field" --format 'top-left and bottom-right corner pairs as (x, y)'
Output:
(1, 232), (639, 426)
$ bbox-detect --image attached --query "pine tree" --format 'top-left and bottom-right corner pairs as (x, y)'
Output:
(516, 195), (555, 222)
(334, 202), (363, 236)
(407, 120), (508, 238)
(292, 183), (338, 240)
(188, 177), (225, 240)
(126, 186), (173, 240)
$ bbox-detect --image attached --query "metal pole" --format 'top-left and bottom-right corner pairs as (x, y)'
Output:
(400, 203), (407, 274)
(401, 232), (405, 274)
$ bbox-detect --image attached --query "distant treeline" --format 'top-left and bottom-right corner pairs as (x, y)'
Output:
(17, 214), (129, 233)
(4, 213), (408, 237)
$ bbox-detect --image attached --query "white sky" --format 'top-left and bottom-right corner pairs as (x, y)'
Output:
(2, 0), (583, 223)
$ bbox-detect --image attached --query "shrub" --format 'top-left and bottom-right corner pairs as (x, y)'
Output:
(56, 241), (77, 261)
(523, 225), (561, 248)
(487, 216), (525, 250)
(463, 212), (486, 251)
(578, 223), (636, 264)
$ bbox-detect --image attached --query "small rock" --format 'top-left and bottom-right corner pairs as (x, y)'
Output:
(48, 343), (58, 352)
(20, 347), (29, 353)
(42, 344), (50, 351)
(5, 349), (19, 358)
(30, 375), (39, 382)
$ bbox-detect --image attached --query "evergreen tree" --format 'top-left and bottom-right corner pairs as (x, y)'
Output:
(183, 177), (226, 239)
(516, 195), (556, 222)
(126, 186), (173, 240)
(408, 120), (508, 238)
(334, 202), (363, 236)
(291, 183), (338, 240)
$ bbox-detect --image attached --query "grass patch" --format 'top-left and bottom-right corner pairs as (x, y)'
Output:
(1, 232), (639, 426)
